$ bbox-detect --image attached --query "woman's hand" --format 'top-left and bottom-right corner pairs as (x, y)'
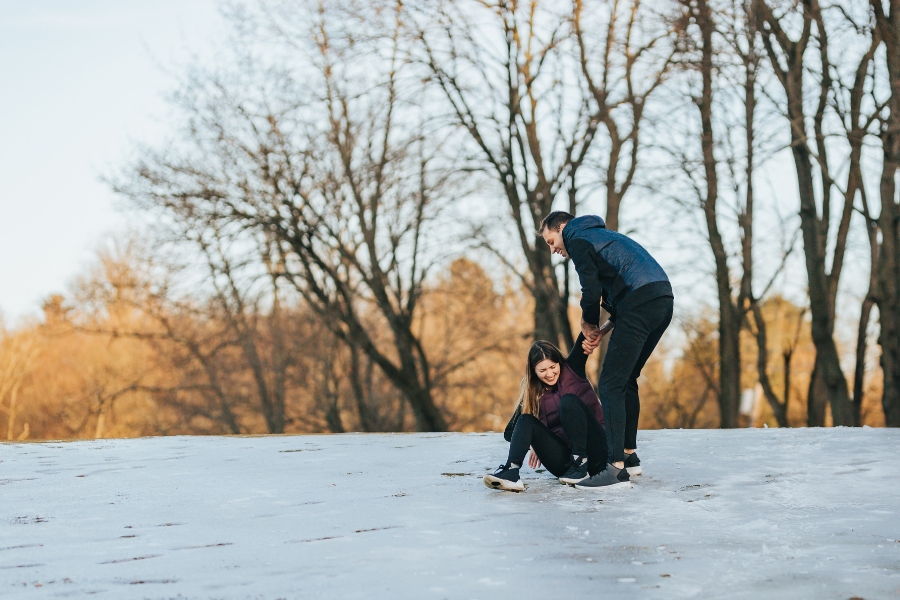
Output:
(527, 447), (541, 469)
(583, 320), (614, 354)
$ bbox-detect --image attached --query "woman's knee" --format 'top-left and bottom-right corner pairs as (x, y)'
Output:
(514, 413), (540, 431)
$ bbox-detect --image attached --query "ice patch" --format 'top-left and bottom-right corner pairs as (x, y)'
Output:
(0, 429), (898, 598)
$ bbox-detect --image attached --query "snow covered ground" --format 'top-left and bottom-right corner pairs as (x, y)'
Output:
(1, 429), (898, 599)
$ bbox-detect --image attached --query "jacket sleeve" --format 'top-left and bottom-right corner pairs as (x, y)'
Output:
(504, 404), (522, 442)
(566, 332), (589, 380)
(568, 237), (603, 326)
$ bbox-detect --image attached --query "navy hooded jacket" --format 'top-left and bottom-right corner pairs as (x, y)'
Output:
(562, 215), (673, 325)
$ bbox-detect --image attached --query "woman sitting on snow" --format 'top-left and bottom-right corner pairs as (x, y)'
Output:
(483, 333), (634, 492)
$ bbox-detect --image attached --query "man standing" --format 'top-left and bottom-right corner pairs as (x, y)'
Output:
(540, 211), (673, 489)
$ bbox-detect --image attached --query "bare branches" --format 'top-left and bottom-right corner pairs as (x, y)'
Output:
(574, 0), (676, 231)
(115, 1), (459, 431)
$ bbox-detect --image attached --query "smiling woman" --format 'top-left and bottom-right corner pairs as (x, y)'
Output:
(483, 333), (631, 493)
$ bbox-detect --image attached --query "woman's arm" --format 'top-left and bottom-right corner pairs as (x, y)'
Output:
(566, 332), (590, 380)
(503, 404), (522, 442)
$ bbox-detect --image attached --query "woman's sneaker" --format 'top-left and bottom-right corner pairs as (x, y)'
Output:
(558, 456), (589, 485)
(483, 464), (525, 492)
(624, 452), (642, 476)
(574, 464), (632, 490)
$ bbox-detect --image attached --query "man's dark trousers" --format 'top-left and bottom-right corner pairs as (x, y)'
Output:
(598, 295), (673, 464)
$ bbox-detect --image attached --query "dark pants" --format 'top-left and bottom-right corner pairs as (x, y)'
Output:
(598, 295), (673, 464)
(506, 394), (609, 477)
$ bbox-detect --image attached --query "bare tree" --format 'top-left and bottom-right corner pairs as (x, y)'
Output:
(673, 0), (742, 427)
(754, 0), (876, 425)
(869, 0), (900, 426)
(413, 0), (594, 348)
(75, 238), (271, 434)
(669, 0), (759, 427)
(573, 0), (676, 232)
(117, 2), (459, 431)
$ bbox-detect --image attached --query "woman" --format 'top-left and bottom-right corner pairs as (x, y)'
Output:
(483, 333), (632, 492)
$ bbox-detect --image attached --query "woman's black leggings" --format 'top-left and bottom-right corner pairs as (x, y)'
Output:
(506, 394), (609, 477)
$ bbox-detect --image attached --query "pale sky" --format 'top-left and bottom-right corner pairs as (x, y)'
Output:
(0, 1), (222, 323)
(0, 0), (872, 357)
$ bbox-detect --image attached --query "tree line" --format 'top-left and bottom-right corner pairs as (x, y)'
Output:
(1, 0), (897, 438)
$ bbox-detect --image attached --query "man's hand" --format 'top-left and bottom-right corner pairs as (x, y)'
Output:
(582, 319), (614, 354)
(581, 316), (601, 342)
(527, 447), (541, 469)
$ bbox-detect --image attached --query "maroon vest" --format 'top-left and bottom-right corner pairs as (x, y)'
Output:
(537, 363), (605, 445)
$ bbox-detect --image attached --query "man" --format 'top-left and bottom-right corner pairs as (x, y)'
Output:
(539, 211), (673, 490)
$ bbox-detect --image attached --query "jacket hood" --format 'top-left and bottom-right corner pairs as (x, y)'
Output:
(562, 215), (606, 247)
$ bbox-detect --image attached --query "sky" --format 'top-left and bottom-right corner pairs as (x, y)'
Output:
(0, 1), (222, 323)
(0, 1), (873, 355)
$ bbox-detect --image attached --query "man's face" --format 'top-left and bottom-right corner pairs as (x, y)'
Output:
(542, 227), (567, 258)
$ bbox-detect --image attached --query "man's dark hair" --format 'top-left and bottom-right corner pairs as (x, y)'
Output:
(538, 211), (575, 234)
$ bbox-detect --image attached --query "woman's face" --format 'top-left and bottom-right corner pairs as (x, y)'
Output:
(534, 359), (560, 386)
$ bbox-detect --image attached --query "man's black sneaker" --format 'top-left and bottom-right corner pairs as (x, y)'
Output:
(624, 452), (642, 476)
(483, 464), (525, 492)
(558, 456), (589, 485)
(574, 464), (632, 491)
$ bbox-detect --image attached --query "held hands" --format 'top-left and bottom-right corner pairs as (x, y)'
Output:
(527, 447), (541, 469)
(581, 318), (613, 355)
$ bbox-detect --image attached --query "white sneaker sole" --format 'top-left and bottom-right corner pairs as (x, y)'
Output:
(483, 474), (525, 492)
(626, 466), (642, 476)
(558, 476), (589, 485)
(574, 480), (633, 491)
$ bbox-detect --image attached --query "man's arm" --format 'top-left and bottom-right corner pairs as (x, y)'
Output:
(567, 237), (604, 327)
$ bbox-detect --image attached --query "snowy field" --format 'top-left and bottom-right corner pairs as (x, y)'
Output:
(1, 429), (899, 599)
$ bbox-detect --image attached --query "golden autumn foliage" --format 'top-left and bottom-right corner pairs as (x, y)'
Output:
(0, 252), (531, 439)
(0, 249), (886, 440)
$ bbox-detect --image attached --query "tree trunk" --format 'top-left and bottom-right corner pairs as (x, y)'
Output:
(395, 331), (447, 432)
(349, 345), (376, 432)
(606, 188), (622, 234)
(325, 401), (345, 433)
(402, 383), (446, 432)
(879, 294), (900, 426)
(877, 128), (900, 426)
(719, 310), (742, 428)
(694, 0), (741, 428)
(756, 0), (854, 426)
(750, 303), (789, 427)
(853, 295), (875, 425)
(791, 100), (853, 428)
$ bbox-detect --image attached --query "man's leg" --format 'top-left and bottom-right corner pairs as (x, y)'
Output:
(558, 393), (610, 475)
(559, 394), (589, 458)
(624, 297), (674, 452)
(599, 296), (673, 465)
(580, 401), (610, 476)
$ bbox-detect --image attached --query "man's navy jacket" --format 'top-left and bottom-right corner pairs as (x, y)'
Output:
(562, 215), (673, 326)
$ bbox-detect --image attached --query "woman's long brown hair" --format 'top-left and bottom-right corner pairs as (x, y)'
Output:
(516, 341), (566, 416)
